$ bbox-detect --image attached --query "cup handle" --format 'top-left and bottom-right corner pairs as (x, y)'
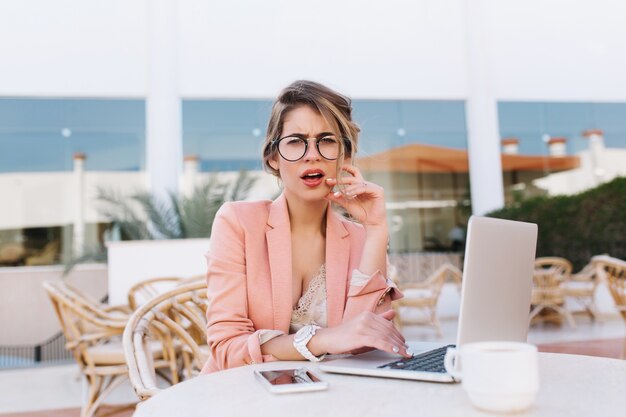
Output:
(443, 347), (462, 380)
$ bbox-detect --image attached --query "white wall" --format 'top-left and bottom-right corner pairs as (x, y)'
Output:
(0, 170), (276, 229)
(0, 0), (147, 97)
(0, 264), (108, 345)
(0, 172), (145, 229)
(490, 0), (626, 101)
(2, 0), (625, 101)
(106, 238), (210, 305)
(534, 148), (626, 196)
(177, 0), (467, 99)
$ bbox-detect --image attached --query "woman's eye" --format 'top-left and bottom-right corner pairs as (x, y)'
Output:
(286, 137), (305, 146)
(319, 137), (338, 144)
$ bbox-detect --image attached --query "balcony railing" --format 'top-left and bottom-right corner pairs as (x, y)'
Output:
(0, 331), (72, 369)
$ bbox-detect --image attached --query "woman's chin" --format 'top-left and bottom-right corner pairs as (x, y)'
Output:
(286, 188), (330, 204)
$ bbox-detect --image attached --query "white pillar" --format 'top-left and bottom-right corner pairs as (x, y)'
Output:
(582, 129), (606, 184)
(72, 153), (86, 256)
(464, 0), (505, 216)
(146, 0), (182, 203)
(182, 155), (200, 197)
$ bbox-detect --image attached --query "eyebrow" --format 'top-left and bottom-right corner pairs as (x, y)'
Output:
(282, 131), (336, 138)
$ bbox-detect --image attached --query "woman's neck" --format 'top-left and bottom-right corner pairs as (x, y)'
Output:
(284, 194), (328, 236)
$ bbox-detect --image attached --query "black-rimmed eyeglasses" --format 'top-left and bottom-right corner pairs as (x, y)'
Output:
(273, 135), (351, 162)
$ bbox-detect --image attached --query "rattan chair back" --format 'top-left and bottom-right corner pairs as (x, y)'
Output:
(127, 277), (184, 310)
(530, 257), (576, 327)
(592, 255), (626, 321)
(123, 280), (209, 400)
(43, 280), (131, 417)
(392, 263), (462, 336)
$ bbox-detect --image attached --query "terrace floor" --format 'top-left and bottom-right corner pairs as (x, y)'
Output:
(1, 313), (624, 417)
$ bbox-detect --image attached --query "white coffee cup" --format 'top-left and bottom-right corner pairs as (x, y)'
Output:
(444, 341), (539, 413)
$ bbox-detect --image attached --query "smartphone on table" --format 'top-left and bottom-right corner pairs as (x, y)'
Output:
(254, 367), (329, 394)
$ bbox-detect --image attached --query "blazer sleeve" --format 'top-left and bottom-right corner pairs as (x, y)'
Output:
(204, 203), (278, 371)
(342, 266), (403, 321)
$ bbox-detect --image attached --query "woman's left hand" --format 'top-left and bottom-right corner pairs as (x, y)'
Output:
(325, 165), (387, 229)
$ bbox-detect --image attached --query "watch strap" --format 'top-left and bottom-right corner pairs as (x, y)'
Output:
(293, 325), (325, 362)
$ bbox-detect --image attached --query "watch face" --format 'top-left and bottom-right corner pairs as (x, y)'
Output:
(295, 327), (312, 343)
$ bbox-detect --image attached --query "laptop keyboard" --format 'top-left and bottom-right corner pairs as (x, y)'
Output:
(377, 344), (455, 373)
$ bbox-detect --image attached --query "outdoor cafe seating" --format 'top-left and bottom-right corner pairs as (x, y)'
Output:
(530, 257), (577, 328)
(123, 280), (209, 400)
(43, 278), (186, 416)
(562, 259), (601, 320)
(127, 276), (184, 310)
(592, 255), (626, 322)
(392, 263), (462, 336)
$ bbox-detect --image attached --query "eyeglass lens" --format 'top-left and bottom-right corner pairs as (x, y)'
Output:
(277, 136), (341, 161)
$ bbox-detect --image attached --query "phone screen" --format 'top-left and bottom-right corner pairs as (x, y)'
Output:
(258, 368), (321, 385)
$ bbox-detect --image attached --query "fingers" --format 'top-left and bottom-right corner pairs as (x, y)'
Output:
(341, 182), (372, 198)
(365, 336), (411, 358)
(326, 174), (366, 188)
(358, 312), (408, 357)
(340, 164), (364, 181)
(380, 309), (395, 321)
(325, 178), (378, 201)
(329, 311), (411, 357)
(369, 315), (406, 347)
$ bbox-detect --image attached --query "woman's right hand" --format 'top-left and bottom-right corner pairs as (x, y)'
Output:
(309, 310), (411, 358)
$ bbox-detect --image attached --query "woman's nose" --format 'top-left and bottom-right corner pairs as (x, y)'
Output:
(302, 140), (322, 161)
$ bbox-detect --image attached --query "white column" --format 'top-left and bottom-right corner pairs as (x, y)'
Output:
(464, 0), (505, 216)
(582, 129), (606, 184)
(73, 153), (86, 256)
(146, 0), (182, 202)
(182, 155), (199, 197)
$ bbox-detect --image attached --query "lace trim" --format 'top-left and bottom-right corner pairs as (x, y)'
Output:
(290, 264), (327, 331)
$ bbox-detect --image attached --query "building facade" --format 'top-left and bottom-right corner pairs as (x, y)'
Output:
(1, 0), (626, 266)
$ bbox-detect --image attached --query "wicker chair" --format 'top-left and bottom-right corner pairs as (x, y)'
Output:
(123, 280), (209, 401)
(592, 255), (626, 321)
(562, 260), (601, 320)
(530, 257), (576, 328)
(43, 280), (170, 417)
(127, 277), (184, 310)
(392, 263), (462, 336)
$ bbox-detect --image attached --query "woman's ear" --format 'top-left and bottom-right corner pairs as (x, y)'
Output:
(268, 156), (279, 172)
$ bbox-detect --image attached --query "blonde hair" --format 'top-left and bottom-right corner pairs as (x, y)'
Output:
(262, 80), (360, 177)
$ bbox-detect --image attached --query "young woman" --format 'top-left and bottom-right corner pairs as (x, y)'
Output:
(201, 80), (410, 373)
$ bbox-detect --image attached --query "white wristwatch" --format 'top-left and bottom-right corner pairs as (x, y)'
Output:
(293, 325), (325, 362)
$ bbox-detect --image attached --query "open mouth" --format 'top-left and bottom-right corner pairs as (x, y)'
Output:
(301, 172), (324, 180)
(300, 170), (326, 187)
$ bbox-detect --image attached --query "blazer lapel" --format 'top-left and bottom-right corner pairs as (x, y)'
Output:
(266, 194), (293, 333)
(325, 207), (350, 327)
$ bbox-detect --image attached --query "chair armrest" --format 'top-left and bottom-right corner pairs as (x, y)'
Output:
(401, 282), (431, 290)
(103, 305), (133, 314)
(66, 329), (124, 349)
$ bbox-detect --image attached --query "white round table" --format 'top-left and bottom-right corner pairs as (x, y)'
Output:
(133, 352), (626, 417)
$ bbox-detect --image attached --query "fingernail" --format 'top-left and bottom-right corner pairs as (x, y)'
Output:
(406, 348), (413, 356)
(326, 177), (334, 182)
(334, 191), (341, 197)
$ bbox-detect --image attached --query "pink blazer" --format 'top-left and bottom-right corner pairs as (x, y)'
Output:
(201, 194), (401, 373)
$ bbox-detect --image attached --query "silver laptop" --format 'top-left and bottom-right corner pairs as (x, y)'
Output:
(319, 216), (538, 382)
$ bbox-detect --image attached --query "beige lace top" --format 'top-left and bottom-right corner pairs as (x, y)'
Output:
(289, 264), (328, 333)
(257, 265), (374, 345)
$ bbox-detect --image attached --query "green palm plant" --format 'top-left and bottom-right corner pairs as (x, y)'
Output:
(97, 170), (256, 240)
(63, 170), (256, 273)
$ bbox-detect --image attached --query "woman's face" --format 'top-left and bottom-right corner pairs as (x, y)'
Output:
(269, 105), (349, 204)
